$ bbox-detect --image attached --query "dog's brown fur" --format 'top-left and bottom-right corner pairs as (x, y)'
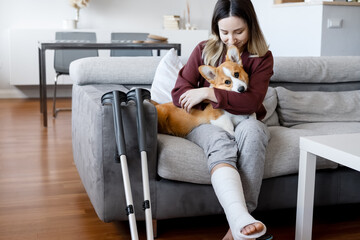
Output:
(155, 46), (249, 137)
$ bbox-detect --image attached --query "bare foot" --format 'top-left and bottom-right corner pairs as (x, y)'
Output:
(241, 222), (264, 236)
(222, 228), (234, 240)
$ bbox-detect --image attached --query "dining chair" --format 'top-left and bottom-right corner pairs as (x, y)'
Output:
(110, 32), (153, 57)
(53, 31), (98, 118)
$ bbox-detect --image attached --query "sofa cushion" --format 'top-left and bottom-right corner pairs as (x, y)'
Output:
(264, 126), (335, 179)
(157, 121), (360, 184)
(264, 122), (360, 178)
(276, 87), (360, 127)
(150, 48), (184, 104)
(157, 134), (210, 184)
(290, 121), (360, 133)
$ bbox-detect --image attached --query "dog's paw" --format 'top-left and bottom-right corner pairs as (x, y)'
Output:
(211, 115), (235, 135)
(221, 124), (235, 136)
(225, 129), (235, 136)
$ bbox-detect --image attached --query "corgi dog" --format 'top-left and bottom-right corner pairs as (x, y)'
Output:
(155, 45), (253, 137)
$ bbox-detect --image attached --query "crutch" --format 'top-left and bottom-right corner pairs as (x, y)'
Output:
(127, 88), (154, 240)
(101, 90), (139, 240)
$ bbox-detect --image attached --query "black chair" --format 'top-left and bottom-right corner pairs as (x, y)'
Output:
(53, 32), (98, 118)
(110, 32), (153, 57)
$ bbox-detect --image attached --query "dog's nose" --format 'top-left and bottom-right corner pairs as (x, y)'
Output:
(237, 86), (245, 93)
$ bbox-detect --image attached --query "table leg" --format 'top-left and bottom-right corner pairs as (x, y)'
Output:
(40, 48), (48, 127)
(38, 47), (43, 113)
(295, 150), (317, 240)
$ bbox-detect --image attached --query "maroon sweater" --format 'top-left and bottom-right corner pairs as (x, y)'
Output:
(171, 41), (274, 120)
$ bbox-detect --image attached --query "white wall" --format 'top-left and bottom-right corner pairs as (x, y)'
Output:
(0, 0), (217, 97)
(253, 1), (360, 57)
(261, 3), (324, 56)
(1, 0), (359, 98)
(321, 5), (360, 56)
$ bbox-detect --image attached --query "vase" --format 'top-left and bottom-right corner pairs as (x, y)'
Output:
(62, 19), (77, 29)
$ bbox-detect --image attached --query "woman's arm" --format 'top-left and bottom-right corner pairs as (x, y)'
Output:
(171, 42), (209, 109)
(179, 87), (216, 113)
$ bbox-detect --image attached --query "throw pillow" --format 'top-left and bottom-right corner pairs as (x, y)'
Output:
(150, 48), (183, 104)
(276, 87), (360, 127)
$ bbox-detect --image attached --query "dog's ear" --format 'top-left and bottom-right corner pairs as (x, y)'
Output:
(226, 45), (242, 66)
(199, 65), (216, 84)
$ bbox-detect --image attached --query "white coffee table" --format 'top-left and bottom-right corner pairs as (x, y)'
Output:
(295, 133), (360, 240)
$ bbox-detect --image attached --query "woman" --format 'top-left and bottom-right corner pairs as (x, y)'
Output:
(171, 0), (273, 239)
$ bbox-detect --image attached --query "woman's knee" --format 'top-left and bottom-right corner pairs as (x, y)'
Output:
(234, 118), (270, 143)
(199, 125), (238, 173)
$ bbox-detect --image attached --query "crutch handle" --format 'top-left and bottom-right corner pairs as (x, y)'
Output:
(100, 91), (115, 105)
(113, 90), (128, 156)
(101, 90), (127, 108)
(101, 90), (128, 156)
(127, 88), (151, 152)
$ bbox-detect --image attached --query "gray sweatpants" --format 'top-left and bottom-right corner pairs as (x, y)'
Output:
(186, 118), (270, 212)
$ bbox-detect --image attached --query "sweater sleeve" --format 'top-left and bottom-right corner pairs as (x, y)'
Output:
(171, 42), (207, 108)
(211, 51), (274, 120)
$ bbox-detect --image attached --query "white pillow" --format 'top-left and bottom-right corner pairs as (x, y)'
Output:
(150, 48), (183, 104)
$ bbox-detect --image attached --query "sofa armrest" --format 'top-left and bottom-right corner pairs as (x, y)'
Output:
(72, 83), (158, 222)
(69, 56), (162, 85)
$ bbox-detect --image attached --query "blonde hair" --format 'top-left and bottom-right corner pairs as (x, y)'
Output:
(203, 0), (269, 66)
(202, 35), (225, 66)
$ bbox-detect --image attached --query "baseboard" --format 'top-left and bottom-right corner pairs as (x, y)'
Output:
(0, 86), (72, 99)
(0, 89), (28, 99)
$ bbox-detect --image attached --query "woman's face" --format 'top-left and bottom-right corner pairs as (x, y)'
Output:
(218, 16), (249, 51)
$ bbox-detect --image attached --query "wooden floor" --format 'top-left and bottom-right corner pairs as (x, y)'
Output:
(1, 98), (360, 240)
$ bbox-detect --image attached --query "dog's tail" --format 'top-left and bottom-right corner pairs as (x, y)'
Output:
(150, 99), (159, 105)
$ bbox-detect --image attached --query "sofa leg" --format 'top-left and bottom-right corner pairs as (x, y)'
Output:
(153, 219), (158, 238)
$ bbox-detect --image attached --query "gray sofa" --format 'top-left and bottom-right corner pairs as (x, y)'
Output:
(69, 55), (360, 226)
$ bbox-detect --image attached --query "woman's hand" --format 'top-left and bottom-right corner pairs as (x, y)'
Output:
(179, 88), (216, 112)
